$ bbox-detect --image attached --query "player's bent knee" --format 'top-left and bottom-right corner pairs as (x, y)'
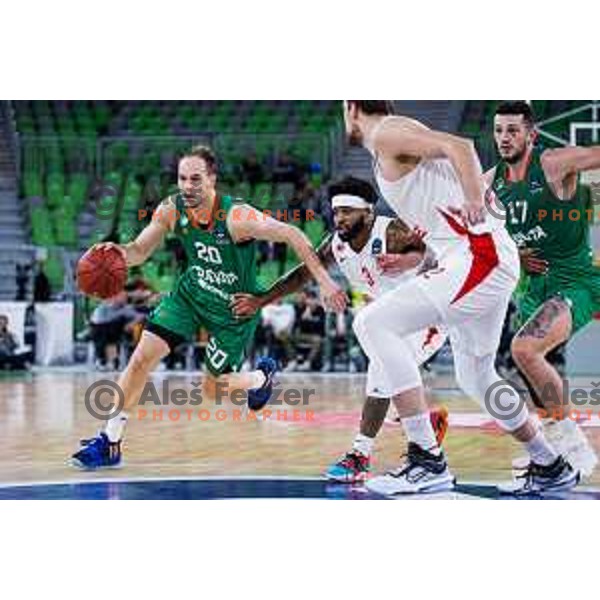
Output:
(352, 307), (369, 340)
(127, 345), (162, 376)
(352, 302), (383, 341)
(511, 337), (538, 367)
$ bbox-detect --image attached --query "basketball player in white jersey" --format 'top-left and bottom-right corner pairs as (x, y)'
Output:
(343, 101), (578, 495)
(231, 176), (449, 483)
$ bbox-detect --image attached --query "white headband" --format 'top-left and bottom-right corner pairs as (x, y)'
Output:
(331, 194), (372, 210)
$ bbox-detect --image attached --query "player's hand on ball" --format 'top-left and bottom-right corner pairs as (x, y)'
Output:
(230, 293), (263, 317)
(519, 248), (549, 275)
(88, 242), (127, 262)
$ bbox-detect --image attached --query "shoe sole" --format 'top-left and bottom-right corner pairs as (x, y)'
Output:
(325, 472), (369, 484)
(513, 451), (598, 480)
(499, 472), (581, 496)
(68, 458), (124, 471)
(366, 475), (456, 496)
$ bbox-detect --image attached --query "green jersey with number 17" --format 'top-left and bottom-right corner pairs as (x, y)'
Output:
(492, 147), (595, 283)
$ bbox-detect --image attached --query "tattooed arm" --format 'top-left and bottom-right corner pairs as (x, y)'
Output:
(376, 218), (428, 275)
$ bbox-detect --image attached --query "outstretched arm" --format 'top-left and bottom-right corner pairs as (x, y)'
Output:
(228, 205), (346, 312)
(262, 236), (335, 304)
(374, 117), (486, 224)
(231, 236), (335, 317)
(88, 198), (173, 267)
(541, 146), (600, 198)
(543, 146), (600, 176)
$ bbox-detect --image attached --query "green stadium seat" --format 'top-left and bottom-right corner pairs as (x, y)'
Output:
(462, 121), (482, 139)
(257, 261), (280, 289)
(44, 250), (65, 291)
(104, 171), (123, 189)
(24, 173), (44, 198)
(253, 183), (273, 210)
(67, 173), (89, 210)
(273, 182), (295, 209)
(305, 118), (330, 133)
(304, 218), (326, 247)
(53, 211), (78, 248)
(123, 192), (141, 211)
(31, 207), (56, 246)
(232, 182), (252, 203)
(46, 173), (65, 207)
(19, 117), (36, 133)
(254, 138), (274, 162)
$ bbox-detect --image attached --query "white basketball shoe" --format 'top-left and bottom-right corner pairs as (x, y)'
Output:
(512, 419), (597, 479)
(366, 443), (455, 496)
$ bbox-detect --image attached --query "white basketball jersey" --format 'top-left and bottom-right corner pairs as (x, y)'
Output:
(369, 120), (504, 260)
(332, 216), (416, 298)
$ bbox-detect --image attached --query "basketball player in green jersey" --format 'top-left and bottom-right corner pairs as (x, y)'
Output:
(71, 145), (346, 469)
(487, 101), (600, 478)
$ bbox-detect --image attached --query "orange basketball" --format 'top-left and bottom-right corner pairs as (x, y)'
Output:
(77, 245), (128, 299)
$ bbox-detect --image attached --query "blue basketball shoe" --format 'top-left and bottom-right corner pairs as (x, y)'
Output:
(70, 433), (122, 470)
(247, 357), (278, 411)
(326, 451), (371, 483)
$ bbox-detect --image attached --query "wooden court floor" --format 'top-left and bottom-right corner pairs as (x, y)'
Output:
(1, 370), (599, 489)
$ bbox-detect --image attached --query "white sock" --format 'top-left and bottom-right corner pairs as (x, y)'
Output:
(104, 412), (128, 442)
(352, 433), (375, 457)
(402, 412), (440, 454)
(525, 429), (558, 466)
(249, 370), (267, 389)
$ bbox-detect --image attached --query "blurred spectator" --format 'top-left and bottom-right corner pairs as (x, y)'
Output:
(325, 308), (354, 372)
(15, 263), (31, 301)
(0, 315), (32, 370)
(292, 177), (328, 222)
(241, 152), (266, 190)
(89, 292), (144, 370)
(33, 265), (52, 302)
(257, 241), (288, 278)
(273, 151), (303, 187)
(293, 289), (326, 371)
(165, 236), (188, 272)
(125, 276), (159, 316)
(261, 299), (296, 368)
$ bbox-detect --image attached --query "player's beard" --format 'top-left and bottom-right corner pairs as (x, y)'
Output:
(337, 216), (366, 242)
(501, 142), (528, 165)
